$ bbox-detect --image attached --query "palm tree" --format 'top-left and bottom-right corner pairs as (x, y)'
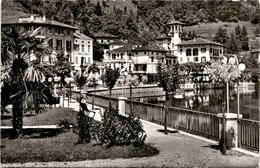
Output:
(1, 26), (52, 138)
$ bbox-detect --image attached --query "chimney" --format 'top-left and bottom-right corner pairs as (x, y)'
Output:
(43, 15), (46, 22)
(30, 14), (34, 21)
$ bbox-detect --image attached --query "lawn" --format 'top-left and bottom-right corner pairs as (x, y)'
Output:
(1, 107), (78, 126)
(1, 107), (159, 163)
(1, 131), (159, 163)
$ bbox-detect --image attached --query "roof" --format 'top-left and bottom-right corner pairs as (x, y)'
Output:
(167, 20), (185, 25)
(93, 31), (118, 38)
(74, 32), (93, 40)
(1, 15), (79, 30)
(110, 39), (141, 45)
(110, 45), (134, 53)
(132, 43), (167, 52)
(155, 35), (171, 40)
(177, 38), (224, 46)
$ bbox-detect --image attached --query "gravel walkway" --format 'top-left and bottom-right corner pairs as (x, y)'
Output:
(2, 100), (259, 167)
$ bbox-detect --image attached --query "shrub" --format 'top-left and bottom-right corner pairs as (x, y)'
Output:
(96, 107), (146, 146)
(74, 110), (92, 144)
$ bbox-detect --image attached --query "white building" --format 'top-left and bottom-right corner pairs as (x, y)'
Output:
(2, 14), (93, 75)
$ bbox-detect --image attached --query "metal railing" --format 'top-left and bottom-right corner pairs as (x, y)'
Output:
(238, 118), (259, 152)
(125, 100), (219, 140)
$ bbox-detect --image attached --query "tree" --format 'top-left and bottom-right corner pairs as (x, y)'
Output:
(73, 73), (88, 111)
(226, 32), (240, 54)
(214, 27), (229, 46)
(95, 2), (102, 16)
(205, 62), (242, 155)
(1, 26), (52, 138)
(125, 74), (139, 114)
(241, 25), (249, 51)
(87, 63), (100, 109)
(101, 67), (120, 107)
(156, 63), (181, 134)
(234, 25), (243, 51)
(53, 51), (72, 107)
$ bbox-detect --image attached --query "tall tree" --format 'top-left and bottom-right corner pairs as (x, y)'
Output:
(226, 32), (240, 54)
(156, 63), (181, 134)
(95, 2), (102, 16)
(1, 26), (52, 138)
(214, 27), (229, 46)
(234, 25), (242, 51)
(101, 67), (120, 107)
(241, 25), (249, 51)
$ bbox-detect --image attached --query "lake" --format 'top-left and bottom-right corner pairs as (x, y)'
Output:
(133, 88), (259, 121)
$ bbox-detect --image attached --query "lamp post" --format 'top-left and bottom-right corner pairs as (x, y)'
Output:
(226, 55), (246, 117)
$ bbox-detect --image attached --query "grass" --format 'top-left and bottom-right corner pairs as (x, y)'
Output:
(1, 107), (78, 126)
(1, 131), (159, 163)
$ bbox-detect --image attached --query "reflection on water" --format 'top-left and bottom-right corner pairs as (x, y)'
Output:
(133, 89), (259, 121)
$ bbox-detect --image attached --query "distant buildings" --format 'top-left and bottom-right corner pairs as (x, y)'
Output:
(99, 19), (224, 76)
(2, 14), (93, 75)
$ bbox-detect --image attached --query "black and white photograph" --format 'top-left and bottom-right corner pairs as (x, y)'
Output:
(1, 0), (260, 167)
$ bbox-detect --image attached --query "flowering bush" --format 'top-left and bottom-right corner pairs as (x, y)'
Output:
(94, 107), (146, 146)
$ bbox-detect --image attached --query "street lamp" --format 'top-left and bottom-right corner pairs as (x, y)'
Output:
(227, 55), (246, 118)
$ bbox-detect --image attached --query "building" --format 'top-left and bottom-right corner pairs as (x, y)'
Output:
(1, 14), (93, 75)
(132, 44), (167, 74)
(73, 32), (93, 74)
(155, 19), (224, 64)
(176, 38), (224, 64)
(103, 40), (141, 71)
(93, 32), (120, 60)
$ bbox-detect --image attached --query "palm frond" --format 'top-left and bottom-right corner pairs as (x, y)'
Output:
(24, 65), (45, 83)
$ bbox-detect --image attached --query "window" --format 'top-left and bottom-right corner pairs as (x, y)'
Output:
(151, 57), (154, 62)
(220, 49), (222, 54)
(136, 52), (138, 55)
(201, 57), (206, 62)
(74, 44), (79, 51)
(101, 39), (104, 43)
(76, 57), (78, 64)
(201, 48), (206, 53)
(81, 45), (84, 52)
(180, 49), (183, 53)
(66, 41), (71, 52)
(56, 39), (62, 49)
(162, 58), (164, 62)
(88, 45), (90, 52)
(57, 28), (61, 34)
(193, 48), (198, 56)
(61, 29), (64, 34)
(144, 52), (146, 54)
(48, 38), (53, 48)
(121, 53), (123, 59)
(121, 63), (124, 69)
(129, 65), (132, 72)
(47, 27), (51, 33)
(81, 57), (84, 65)
(194, 57), (199, 62)
(67, 30), (71, 36)
(186, 49), (191, 56)
(210, 48), (212, 53)
(152, 52), (154, 55)
(157, 52), (159, 55)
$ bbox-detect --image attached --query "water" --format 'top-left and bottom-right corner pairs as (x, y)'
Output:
(133, 88), (259, 121)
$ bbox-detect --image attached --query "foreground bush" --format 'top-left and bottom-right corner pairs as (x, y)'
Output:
(92, 107), (146, 146)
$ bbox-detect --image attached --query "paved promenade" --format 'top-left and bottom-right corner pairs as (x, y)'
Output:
(2, 100), (259, 167)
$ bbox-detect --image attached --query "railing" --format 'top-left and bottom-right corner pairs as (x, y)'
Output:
(70, 91), (118, 109)
(125, 100), (219, 140)
(238, 118), (259, 152)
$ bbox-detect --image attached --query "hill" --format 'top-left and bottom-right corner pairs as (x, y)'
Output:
(1, 0), (29, 18)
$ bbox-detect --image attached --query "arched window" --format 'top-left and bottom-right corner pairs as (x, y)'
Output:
(193, 48), (198, 56)
(186, 49), (191, 56)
